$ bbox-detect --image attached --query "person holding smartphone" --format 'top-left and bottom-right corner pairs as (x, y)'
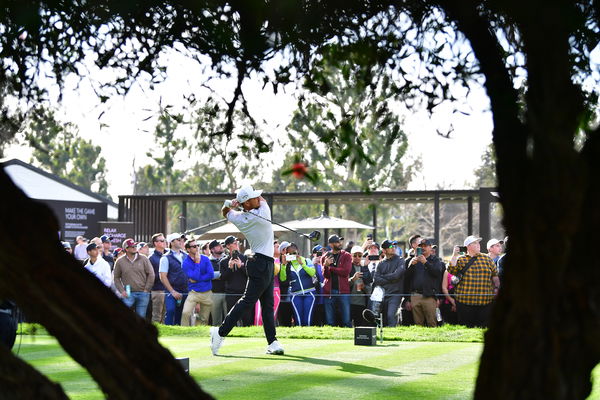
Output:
(403, 238), (445, 327)
(321, 235), (353, 327)
(349, 245), (373, 326)
(219, 236), (253, 326)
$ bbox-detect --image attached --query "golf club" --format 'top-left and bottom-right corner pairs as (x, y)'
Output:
(243, 210), (321, 242)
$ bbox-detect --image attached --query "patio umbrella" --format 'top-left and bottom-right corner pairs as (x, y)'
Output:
(196, 222), (288, 240)
(282, 212), (374, 230)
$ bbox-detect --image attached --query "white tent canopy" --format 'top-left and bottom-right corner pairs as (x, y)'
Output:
(282, 214), (374, 230)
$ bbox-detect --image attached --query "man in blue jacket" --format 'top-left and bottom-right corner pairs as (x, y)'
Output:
(181, 239), (214, 326)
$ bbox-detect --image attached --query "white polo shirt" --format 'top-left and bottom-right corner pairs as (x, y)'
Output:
(227, 200), (274, 258)
(84, 257), (112, 287)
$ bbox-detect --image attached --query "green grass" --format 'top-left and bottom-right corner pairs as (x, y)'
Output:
(12, 330), (600, 399)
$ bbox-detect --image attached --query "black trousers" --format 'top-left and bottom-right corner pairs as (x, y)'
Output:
(456, 301), (492, 328)
(226, 293), (254, 327)
(219, 253), (276, 344)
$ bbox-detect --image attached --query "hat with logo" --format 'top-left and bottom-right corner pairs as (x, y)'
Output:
(122, 238), (136, 249)
(208, 239), (221, 250)
(381, 239), (397, 249)
(311, 244), (323, 254)
(166, 233), (186, 243)
(351, 245), (364, 255)
(236, 185), (263, 204)
(464, 235), (482, 247)
(327, 234), (344, 244)
(486, 238), (504, 250)
(223, 235), (238, 246)
(136, 242), (148, 250)
(100, 235), (112, 243)
(86, 242), (99, 252)
(112, 247), (123, 258)
(418, 238), (434, 246)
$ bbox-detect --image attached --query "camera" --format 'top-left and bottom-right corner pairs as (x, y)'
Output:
(231, 250), (240, 259)
(368, 255), (379, 261)
(458, 246), (467, 253)
(315, 251), (323, 257)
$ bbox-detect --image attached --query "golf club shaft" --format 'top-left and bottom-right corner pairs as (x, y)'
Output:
(243, 210), (312, 240)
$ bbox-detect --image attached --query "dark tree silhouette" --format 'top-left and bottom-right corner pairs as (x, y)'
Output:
(1, 1), (599, 399)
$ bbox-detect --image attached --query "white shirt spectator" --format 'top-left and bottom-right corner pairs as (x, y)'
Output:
(227, 200), (274, 258)
(84, 257), (112, 287)
(73, 243), (89, 260)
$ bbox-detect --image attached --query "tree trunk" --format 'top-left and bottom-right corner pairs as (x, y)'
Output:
(0, 345), (69, 400)
(438, 1), (600, 399)
(0, 169), (213, 399)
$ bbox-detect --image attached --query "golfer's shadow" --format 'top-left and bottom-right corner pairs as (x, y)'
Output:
(219, 353), (402, 377)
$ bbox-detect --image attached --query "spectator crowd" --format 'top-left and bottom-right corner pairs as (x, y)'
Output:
(61, 230), (506, 329)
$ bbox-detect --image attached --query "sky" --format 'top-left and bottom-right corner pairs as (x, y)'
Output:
(3, 50), (494, 200)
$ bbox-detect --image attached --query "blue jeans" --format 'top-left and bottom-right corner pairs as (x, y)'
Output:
(165, 292), (188, 325)
(291, 292), (316, 326)
(324, 289), (351, 327)
(123, 292), (150, 318)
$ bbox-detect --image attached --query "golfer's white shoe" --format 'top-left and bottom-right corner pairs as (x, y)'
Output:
(266, 340), (284, 355)
(210, 326), (224, 355)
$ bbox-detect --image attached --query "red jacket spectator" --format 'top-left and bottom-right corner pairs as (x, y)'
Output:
(321, 250), (352, 294)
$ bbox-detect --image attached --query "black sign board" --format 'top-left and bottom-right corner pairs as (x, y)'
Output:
(98, 221), (135, 250)
(43, 200), (107, 245)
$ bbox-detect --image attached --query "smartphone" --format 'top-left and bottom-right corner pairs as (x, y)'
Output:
(367, 233), (373, 240)
(231, 250), (240, 259)
(368, 255), (379, 261)
(416, 247), (423, 256)
(458, 246), (467, 253)
(286, 254), (297, 261)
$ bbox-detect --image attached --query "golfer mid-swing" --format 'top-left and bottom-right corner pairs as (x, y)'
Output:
(210, 185), (284, 355)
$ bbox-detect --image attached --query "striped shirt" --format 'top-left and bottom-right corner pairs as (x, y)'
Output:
(448, 253), (498, 306)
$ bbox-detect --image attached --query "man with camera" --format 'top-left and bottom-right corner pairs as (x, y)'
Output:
(403, 238), (445, 327)
(447, 235), (500, 328)
(372, 239), (406, 327)
(321, 234), (353, 327)
(349, 245), (373, 326)
(219, 235), (254, 326)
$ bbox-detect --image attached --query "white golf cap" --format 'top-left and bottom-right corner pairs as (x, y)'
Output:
(236, 185), (263, 204)
(351, 245), (364, 255)
(486, 238), (504, 250)
(279, 241), (291, 253)
(166, 233), (185, 243)
(464, 235), (482, 246)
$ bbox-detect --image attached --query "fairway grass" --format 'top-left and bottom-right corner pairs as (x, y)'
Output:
(13, 335), (600, 399)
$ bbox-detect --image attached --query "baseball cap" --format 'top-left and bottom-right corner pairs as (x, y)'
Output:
(486, 238), (504, 250)
(311, 244), (323, 254)
(62, 241), (71, 249)
(100, 235), (112, 243)
(368, 242), (380, 249)
(381, 239), (397, 249)
(122, 238), (136, 249)
(112, 247), (123, 258)
(236, 185), (263, 204)
(418, 238), (434, 246)
(279, 241), (291, 253)
(86, 242), (99, 251)
(136, 242), (148, 250)
(166, 233), (186, 243)
(351, 245), (364, 255)
(208, 239), (221, 250)
(328, 234), (344, 244)
(223, 235), (237, 246)
(464, 235), (482, 246)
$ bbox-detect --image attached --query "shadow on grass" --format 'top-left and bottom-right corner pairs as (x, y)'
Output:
(219, 353), (402, 377)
